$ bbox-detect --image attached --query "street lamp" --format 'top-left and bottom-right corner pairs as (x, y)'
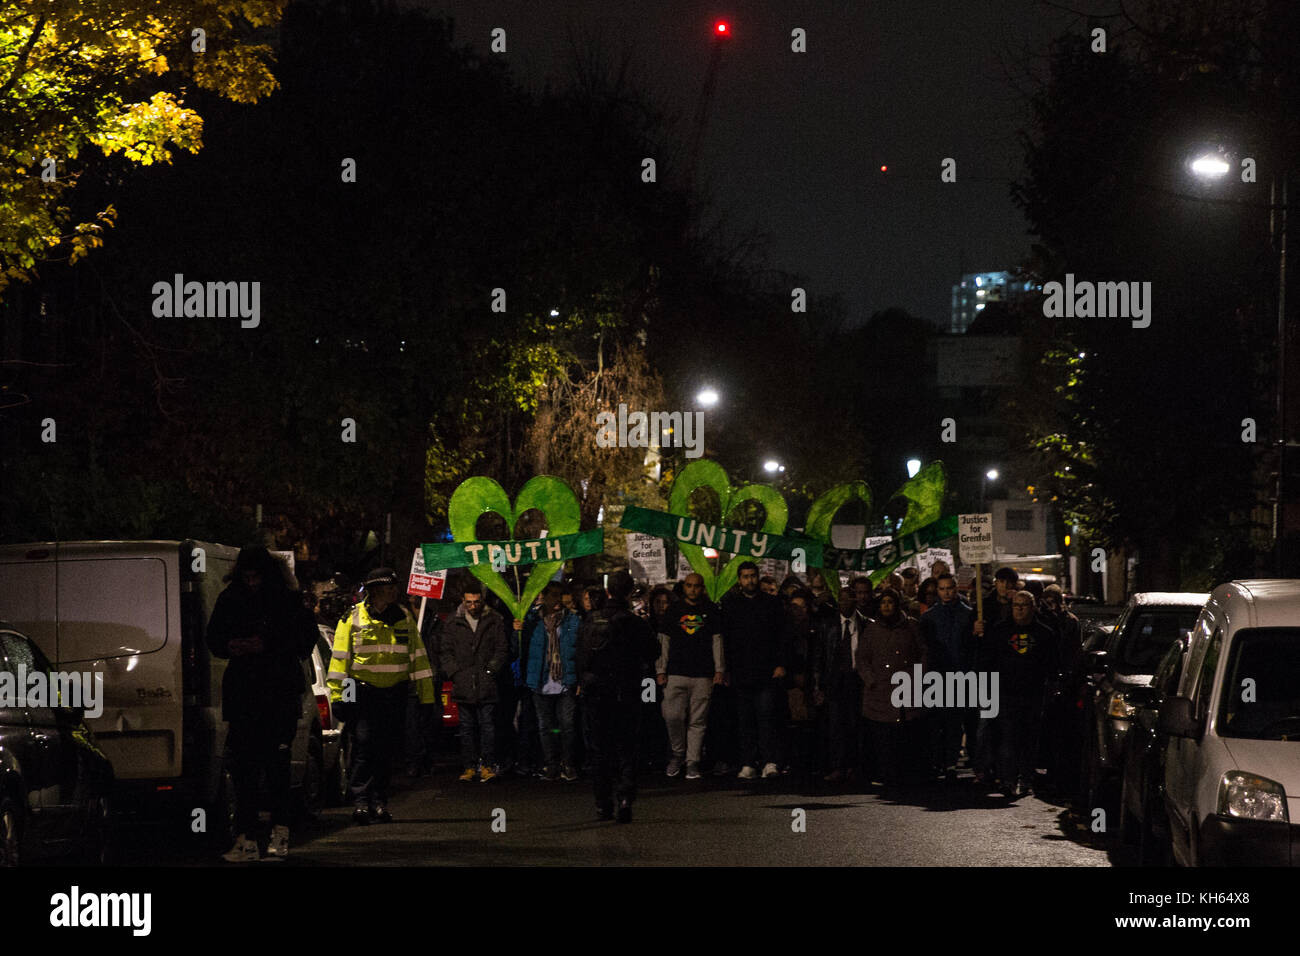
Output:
(981, 468), (999, 510)
(906, 458), (922, 478)
(1192, 152), (1288, 573)
(1189, 155), (1230, 178)
(763, 460), (785, 474)
(697, 387), (719, 407)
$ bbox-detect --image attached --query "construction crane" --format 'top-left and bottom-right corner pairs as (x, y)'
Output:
(685, 20), (731, 191)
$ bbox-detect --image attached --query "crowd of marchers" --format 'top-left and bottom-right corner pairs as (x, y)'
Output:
(400, 560), (1085, 809)
(207, 546), (1085, 861)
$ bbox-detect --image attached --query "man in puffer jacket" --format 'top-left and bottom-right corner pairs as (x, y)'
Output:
(441, 580), (509, 782)
(856, 587), (927, 790)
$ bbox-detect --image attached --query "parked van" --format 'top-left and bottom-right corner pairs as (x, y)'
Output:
(0, 541), (315, 838)
(1160, 580), (1300, 866)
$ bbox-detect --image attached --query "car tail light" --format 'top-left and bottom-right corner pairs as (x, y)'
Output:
(1107, 691), (1136, 719)
(316, 694), (332, 728)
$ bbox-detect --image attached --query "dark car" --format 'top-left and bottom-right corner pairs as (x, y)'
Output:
(1076, 592), (1206, 813)
(1119, 636), (1188, 864)
(0, 623), (115, 865)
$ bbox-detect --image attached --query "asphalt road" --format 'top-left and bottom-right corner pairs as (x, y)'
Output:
(119, 766), (1123, 866)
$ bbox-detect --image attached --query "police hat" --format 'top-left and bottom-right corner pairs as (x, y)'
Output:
(363, 567), (398, 587)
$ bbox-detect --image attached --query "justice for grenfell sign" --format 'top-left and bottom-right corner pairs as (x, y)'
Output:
(958, 513), (994, 564)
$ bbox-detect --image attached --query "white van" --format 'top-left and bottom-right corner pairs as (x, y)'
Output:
(1160, 580), (1300, 866)
(0, 541), (316, 837)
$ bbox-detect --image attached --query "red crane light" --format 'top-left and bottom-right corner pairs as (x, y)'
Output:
(715, 21), (729, 35)
(880, 165), (888, 173)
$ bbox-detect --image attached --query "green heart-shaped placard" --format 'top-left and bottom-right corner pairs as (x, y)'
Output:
(668, 460), (788, 601)
(448, 475), (580, 620)
(805, 480), (873, 600)
(868, 460), (947, 585)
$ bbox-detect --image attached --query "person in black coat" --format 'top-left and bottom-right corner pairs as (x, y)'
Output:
(206, 546), (318, 861)
(979, 590), (1060, 796)
(718, 561), (790, 779)
(576, 570), (659, 823)
(440, 580), (509, 781)
(813, 586), (866, 782)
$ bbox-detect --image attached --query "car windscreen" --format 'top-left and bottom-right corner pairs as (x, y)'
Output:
(1217, 629), (1300, 740)
(1115, 609), (1200, 674)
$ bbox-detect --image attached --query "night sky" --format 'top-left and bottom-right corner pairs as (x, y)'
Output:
(410, 0), (1077, 325)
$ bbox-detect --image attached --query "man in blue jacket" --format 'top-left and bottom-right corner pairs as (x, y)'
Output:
(520, 583), (582, 780)
(919, 572), (976, 779)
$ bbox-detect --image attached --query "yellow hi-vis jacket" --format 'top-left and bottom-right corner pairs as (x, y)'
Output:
(328, 601), (437, 703)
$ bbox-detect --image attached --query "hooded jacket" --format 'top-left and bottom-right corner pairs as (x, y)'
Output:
(856, 612), (927, 723)
(207, 581), (318, 722)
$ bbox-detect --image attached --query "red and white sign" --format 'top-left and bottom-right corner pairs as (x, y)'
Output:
(408, 547), (446, 599)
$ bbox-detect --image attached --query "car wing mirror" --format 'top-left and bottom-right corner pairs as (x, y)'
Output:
(1157, 695), (1198, 738)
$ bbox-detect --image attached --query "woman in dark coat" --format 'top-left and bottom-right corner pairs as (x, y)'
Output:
(855, 587), (928, 789)
(206, 546), (318, 861)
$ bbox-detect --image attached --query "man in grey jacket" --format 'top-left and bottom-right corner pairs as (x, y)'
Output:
(440, 581), (509, 782)
(655, 572), (725, 780)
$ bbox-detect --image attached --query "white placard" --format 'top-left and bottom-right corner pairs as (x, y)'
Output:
(958, 514), (994, 564)
(918, 547), (954, 579)
(676, 552), (693, 581)
(408, 547), (447, 599)
(628, 533), (668, 585)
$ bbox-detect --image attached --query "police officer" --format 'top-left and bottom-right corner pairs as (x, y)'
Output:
(328, 568), (437, 823)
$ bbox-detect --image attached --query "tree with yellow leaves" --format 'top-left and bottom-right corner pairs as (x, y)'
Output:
(0, 0), (287, 295)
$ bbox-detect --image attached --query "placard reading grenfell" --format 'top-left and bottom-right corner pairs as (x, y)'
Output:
(819, 515), (959, 572)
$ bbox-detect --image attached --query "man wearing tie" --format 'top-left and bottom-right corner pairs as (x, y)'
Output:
(814, 586), (866, 783)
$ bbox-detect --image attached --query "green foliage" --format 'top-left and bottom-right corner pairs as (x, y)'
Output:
(0, 0), (287, 293)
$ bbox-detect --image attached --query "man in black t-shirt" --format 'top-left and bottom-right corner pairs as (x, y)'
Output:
(655, 572), (725, 780)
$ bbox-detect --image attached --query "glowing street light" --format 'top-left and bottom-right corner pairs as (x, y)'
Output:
(697, 387), (719, 407)
(1188, 146), (1290, 572)
(763, 460), (785, 474)
(906, 458), (922, 478)
(1190, 155), (1231, 178)
(980, 468), (1000, 511)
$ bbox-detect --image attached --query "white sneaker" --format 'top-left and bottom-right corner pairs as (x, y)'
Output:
(737, 765), (759, 780)
(221, 834), (259, 863)
(263, 824), (289, 861)
(761, 762), (780, 779)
